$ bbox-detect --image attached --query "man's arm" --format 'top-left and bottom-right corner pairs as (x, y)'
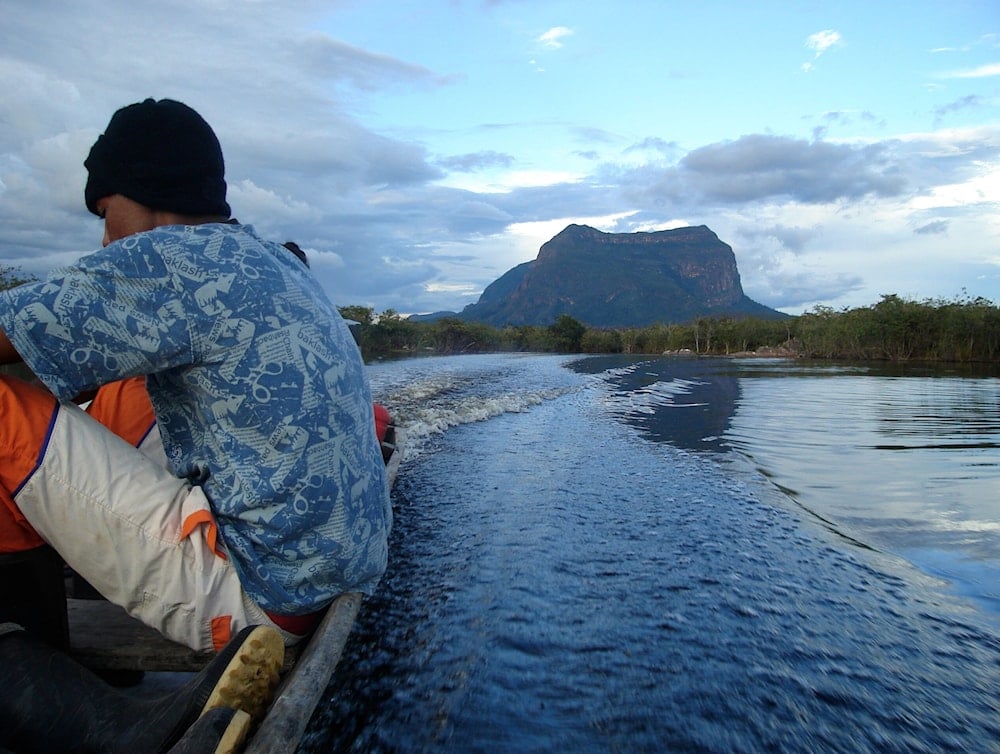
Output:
(0, 327), (23, 365)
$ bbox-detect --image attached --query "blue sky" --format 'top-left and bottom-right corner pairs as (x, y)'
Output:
(0, 0), (997, 316)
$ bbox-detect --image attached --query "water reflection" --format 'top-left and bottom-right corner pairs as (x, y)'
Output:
(572, 355), (1000, 622)
(568, 355), (739, 453)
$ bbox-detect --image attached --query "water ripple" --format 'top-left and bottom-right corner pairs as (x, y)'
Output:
(302, 355), (1000, 754)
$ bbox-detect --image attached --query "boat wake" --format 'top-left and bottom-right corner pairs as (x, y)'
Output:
(367, 354), (584, 460)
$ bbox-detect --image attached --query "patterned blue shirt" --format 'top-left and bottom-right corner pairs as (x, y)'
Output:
(0, 223), (391, 614)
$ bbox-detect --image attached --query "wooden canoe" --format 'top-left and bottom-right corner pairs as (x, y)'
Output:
(65, 427), (402, 753)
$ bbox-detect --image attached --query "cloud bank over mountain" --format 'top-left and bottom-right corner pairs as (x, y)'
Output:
(0, 1), (997, 316)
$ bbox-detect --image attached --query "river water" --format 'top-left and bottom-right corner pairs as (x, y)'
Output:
(302, 353), (1000, 754)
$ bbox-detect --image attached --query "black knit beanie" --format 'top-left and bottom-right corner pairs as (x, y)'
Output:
(84, 98), (231, 218)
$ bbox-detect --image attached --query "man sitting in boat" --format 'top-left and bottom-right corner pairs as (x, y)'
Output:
(0, 99), (393, 749)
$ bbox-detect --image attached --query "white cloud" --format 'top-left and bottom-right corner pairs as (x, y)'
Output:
(441, 168), (585, 194)
(538, 27), (573, 49)
(908, 164), (1000, 210)
(425, 282), (479, 294)
(502, 169), (584, 189)
(508, 212), (637, 246)
(940, 63), (1000, 79)
(802, 29), (842, 72)
(806, 29), (843, 56)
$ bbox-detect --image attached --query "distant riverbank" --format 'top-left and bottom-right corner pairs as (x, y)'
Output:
(348, 294), (1000, 366)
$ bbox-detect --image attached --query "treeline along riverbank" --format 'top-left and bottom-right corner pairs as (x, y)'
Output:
(342, 293), (1000, 364)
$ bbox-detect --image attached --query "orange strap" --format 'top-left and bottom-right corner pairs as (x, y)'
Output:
(210, 615), (233, 652)
(181, 494), (232, 652)
(0, 377), (60, 553)
(180, 508), (227, 560)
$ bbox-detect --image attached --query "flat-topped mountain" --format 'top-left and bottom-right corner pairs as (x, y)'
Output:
(431, 224), (784, 327)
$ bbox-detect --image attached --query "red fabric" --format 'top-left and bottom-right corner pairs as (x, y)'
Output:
(373, 402), (391, 443)
(265, 608), (323, 636)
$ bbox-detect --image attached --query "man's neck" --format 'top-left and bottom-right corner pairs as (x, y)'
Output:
(152, 210), (231, 227)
